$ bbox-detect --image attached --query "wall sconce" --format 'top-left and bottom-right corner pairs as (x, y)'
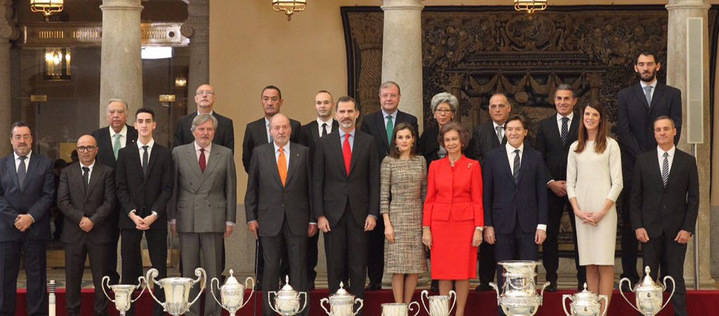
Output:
(514, 0), (547, 14)
(30, 0), (64, 21)
(44, 48), (71, 80)
(273, 0), (306, 21)
(175, 76), (187, 88)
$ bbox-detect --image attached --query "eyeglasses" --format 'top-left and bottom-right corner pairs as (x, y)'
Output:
(77, 146), (97, 152)
(196, 90), (215, 96)
(435, 109), (454, 113)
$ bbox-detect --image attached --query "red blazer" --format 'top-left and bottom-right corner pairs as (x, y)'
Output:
(423, 155), (484, 227)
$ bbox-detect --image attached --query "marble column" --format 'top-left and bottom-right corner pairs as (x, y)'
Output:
(99, 0), (143, 126)
(182, 0), (209, 113)
(665, 0), (714, 287)
(381, 0), (424, 132)
(0, 0), (14, 155)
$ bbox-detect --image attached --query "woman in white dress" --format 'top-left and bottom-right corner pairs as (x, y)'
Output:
(566, 103), (623, 313)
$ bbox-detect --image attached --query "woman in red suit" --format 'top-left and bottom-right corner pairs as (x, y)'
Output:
(423, 122), (484, 316)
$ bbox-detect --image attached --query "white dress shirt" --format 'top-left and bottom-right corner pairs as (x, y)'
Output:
(194, 142), (212, 162)
(555, 112), (574, 134)
(109, 125), (128, 148)
(79, 161), (95, 184)
(137, 138), (154, 166)
(317, 118), (333, 136)
(13, 151), (32, 172)
(265, 117), (272, 143)
(640, 80), (657, 102)
(657, 145), (676, 174)
(382, 109), (397, 128)
(274, 142), (290, 167)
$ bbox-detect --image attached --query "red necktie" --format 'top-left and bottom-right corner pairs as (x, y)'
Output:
(343, 133), (352, 175)
(199, 148), (207, 172)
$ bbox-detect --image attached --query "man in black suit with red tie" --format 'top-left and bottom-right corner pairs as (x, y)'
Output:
(359, 81), (417, 290)
(616, 51), (682, 285)
(115, 108), (173, 316)
(631, 116), (696, 316)
(315, 96), (379, 300)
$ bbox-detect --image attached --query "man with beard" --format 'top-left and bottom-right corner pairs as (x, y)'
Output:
(616, 51), (682, 286)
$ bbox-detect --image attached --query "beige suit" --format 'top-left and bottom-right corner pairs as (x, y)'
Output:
(170, 142), (236, 316)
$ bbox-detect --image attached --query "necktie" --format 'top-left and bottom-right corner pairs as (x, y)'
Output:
(343, 134), (352, 175)
(513, 149), (521, 183)
(321, 123), (328, 137)
(17, 156), (27, 188)
(113, 133), (121, 160)
(662, 152), (669, 187)
(644, 85), (653, 106)
(199, 148), (207, 172)
(267, 123), (273, 144)
(495, 125), (503, 144)
(82, 166), (89, 193)
(560, 117), (569, 145)
(385, 115), (394, 145)
(278, 147), (287, 187)
(141, 145), (149, 177)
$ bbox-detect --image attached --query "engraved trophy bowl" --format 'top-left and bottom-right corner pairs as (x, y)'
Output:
(619, 266), (675, 316)
(562, 283), (608, 316)
(101, 276), (146, 316)
(146, 267), (206, 316)
(380, 302), (420, 316)
(420, 290), (456, 316)
(320, 282), (364, 316)
(267, 276), (308, 316)
(489, 260), (550, 316)
(210, 269), (255, 316)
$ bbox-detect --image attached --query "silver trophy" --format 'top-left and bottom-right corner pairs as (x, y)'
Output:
(267, 276), (308, 315)
(562, 283), (608, 316)
(101, 276), (147, 316)
(145, 267), (207, 316)
(320, 282), (364, 316)
(420, 290), (456, 316)
(619, 266), (675, 316)
(210, 269), (255, 316)
(380, 302), (420, 316)
(489, 260), (550, 316)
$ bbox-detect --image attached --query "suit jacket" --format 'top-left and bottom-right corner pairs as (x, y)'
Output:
(630, 148), (699, 238)
(242, 117), (303, 172)
(482, 145), (548, 234)
(174, 111), (235, 151)
(468, 121), (507, 164)
(57, 162), (116, 244)
(312, 129), (379, 227)
(417, 122), (442, 165)
(534, 113), (580, 181)
(91, 125), (138, 169)
(360, 110), (418, 160)
(170, 143), (237, 233)
(0, 153), (55, 242)
(245, 142), (313, 237)
(616, 82), (682, 161)
(115, 143), (174, 230)
(301, 119), (339, 149)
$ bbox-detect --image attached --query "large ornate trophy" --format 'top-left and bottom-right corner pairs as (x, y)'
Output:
(101, 276), (147, 316)
(619, 266), (675, 316)
(210, 269), (255, 316)
(489, 260), (550, 316)
(420, 290), (456, 316)
(380, 302), (420, 316)
(320, 282), (364, 316)
(562, 283), (608, 316)
(267, 276), (308, 315)
(146, 267), (207, 316)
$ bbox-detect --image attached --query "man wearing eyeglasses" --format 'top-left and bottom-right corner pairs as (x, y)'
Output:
(174, 84), (235, 151)
(57, 134), (116, 316)
(0, 122), (55, 316)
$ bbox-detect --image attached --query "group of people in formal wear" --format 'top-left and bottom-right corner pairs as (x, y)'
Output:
(0, 50), (697, 316)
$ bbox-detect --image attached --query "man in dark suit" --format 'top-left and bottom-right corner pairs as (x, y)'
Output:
(300, 90), (338, 289)
(468, 93), (510, 291)
(359, 81), (418, 290)
(0, 122), (55, 316)
(314, 96), (379, 300)
(174, 84), (235, 151)
(631, 116), (696, 316)
(246, 113), (316, 316)
(616, 51), (682, 284)
(482, 116), (547, 316)
(57, 134), (116, 316)
(90, 99), (138, 284)
(535, 85), (586, 291)
(115, 108), (173, 316)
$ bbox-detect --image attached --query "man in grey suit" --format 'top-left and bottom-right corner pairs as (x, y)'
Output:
(246, 113), (316, 316)
(170, 114), (237, 316)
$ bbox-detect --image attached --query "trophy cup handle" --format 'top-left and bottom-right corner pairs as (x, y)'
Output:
(187, 268), (207, 307)
(320, 298), (331, 315)
(353, 298), (364, 316)
(267, 291), (281, 315)
(240, 277), (255, 309)
(298, 292), (309, 314)
(131, 276), (147, 303)
(618, 278), (641, 313)
(660, 275), (676, 312)
(598, 295), (609, 316)
(561, 295), (572, 316)
(488, 282), (500, 302)
(420, 290), (429, 314)
(408, 301), (420, 316)
(448, 290), (457, 314)
(101, 276), (115, 304)
(539, 281), (550, 300)
(209, 278), (223, 309)
(145, 269), (165, 308)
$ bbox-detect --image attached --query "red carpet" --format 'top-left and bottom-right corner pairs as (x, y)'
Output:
(15, 288), (719, 315)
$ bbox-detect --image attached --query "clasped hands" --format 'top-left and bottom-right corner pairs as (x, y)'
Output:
(574, 209), (607, 226)
(129, 212), (158, 231)
(14, 214), (34, 232)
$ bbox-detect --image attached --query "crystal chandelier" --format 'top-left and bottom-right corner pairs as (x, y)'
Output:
(273, 0), (306, 21)
(30, 0), (64, 20)
(514, 0), (547, 14)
